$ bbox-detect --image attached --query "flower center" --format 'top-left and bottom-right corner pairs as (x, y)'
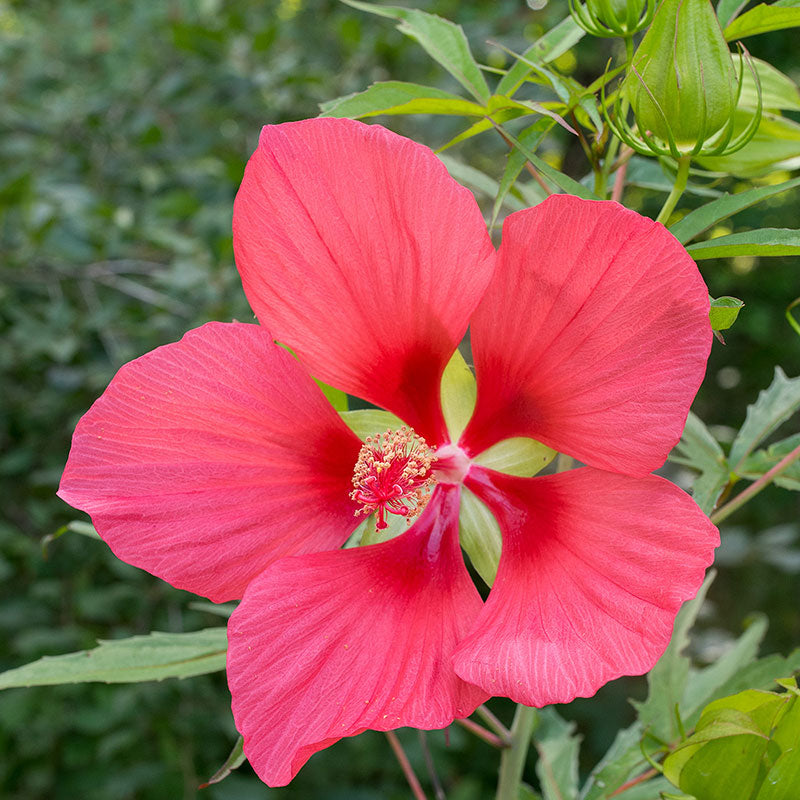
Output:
(350, 427), (436, 530)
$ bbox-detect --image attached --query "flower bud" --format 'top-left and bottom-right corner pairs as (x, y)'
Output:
(624, 0), (738, 153)
(570, 0), (653, 37)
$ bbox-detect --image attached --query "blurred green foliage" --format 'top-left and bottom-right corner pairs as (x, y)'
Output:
(1, 0), (798, 798)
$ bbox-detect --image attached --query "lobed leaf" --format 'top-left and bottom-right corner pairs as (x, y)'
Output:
(0, 628), (228, 688)
(729, 367), (800, 471)
(342, 1), (490, 103)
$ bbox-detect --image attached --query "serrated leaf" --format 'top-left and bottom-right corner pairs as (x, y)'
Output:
(497, 16), (585, 96)
(730, 367), (800, 471)
(534, 707), (581, 800)
(669, 412), (730, 515)
(632, 572), (715, 741)
(738, 433), (800, 489)
(0, 628), (228, 688)
(709, 296), (745, 331)
(669, 176), (800, 244)
(682, 615), (768, 726)
(459, 488), (502, 586)
(342, 2), (490, 103)
(724, 1), (800, 39)
(320, 81), (487, 119)
(687, 227), (800, 259)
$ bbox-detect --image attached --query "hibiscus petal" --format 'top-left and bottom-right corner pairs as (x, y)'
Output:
(454, 466), (718, 706)
(58, 322), (362, 602)
(233, 118), (496, 444)
(227, 484), (488, 786)
(462, 196), (711, 474)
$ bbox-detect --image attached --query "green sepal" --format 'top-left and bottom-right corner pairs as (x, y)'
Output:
(474, 438), (556, 477)
(440, 348), (476, 443)
(458, 488), (502, 586)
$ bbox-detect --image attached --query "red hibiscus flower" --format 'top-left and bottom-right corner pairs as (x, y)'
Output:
(58, 118), (718, 787)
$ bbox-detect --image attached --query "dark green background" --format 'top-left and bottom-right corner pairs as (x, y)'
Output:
(1, 1), (798, 797)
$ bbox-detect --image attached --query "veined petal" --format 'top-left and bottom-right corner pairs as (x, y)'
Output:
(227, 484), (488, 787)
(58, 322), (362, 603)
(454, 466), (718, 706)
(233, 118), (496, 444)
(462, 195), (711, 474)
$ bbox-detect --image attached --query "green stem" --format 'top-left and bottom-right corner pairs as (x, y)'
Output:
(655, 155), (691, 225)
(710, 442), (800, 525)
(495, 704), (537, 800)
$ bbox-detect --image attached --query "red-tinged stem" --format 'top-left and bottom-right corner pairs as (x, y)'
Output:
(475, 704), (513, 745)
(418, 731), (446, 800)
(611, 155), (629, 203)
(608, 767), (659, 797)
(456, 717), (509, 749)
(711, 441), (800, 525)
(386, 731), (428, 800)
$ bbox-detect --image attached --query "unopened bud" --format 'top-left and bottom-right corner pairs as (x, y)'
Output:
(624, 0), (737, 152)
(570, 0), (653, 37)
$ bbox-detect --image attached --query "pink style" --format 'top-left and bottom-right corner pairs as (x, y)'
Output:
(58, 118), (719, 787)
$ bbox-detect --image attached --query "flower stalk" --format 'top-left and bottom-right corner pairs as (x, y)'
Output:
(495, 704), (538, 800)
(656, 155), (691, 225)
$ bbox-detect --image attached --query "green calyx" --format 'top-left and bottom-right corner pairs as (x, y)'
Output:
(569, 0), (654, 38)
(605, 0), (762, 159)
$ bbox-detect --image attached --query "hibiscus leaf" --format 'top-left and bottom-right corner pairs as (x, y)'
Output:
(737, 433), (800, 489)
(494, 122), (600, 200)
(723, 1), (800, 39)
(631, 571), (715, 742)
(709, 296), (745, 331)
(669, 413), (730, 515)
(199, 736), (246, 788)
(729, 367), (800, 472)
(668, 176), (800, 244)
(0, 628), (228, 688)
(342, 1), (490, 103)
(320, 81), (488, 119)
(497, 16), (585, 96)
(534, 707), (580, 800)
(686, 228), (800, 259)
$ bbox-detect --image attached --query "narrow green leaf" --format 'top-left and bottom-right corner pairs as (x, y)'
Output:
(459, 488), (502, 586)
(724, 2), (800, 39)
(534, 707), (581, 800)
(494, 123), (600, 199)
(438, 153), (525, 208)
(492, 118), (553, 227)
(320, 81), (487, 119)
(632, 572), (715, 741)
(738, 433), (800, 489)
(342, 2), (490, 103)
(497, 17), (584, 96)
(729, 367), (800, 471)
(709, 296), (745, 331)
(437, 108), (528, 152)
(200, 737), (246, 788)
(187, 601), (238, 618)
(686, 227), (800, 259)
(624, 157), (722, 198)
(669, 176), (800, 244)
(0, 628), (228, 688)
(669, 412), (729, 515)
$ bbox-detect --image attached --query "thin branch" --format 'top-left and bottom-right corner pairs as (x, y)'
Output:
(418, 731), (446, 800)
(711, 441), (800, 525)
(475, 705), (512, 745)
(607, 767), (658, 797)
(455, 717), (509, 749)
(385, 731), (428, 800)
(611, 155), (629, 203)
